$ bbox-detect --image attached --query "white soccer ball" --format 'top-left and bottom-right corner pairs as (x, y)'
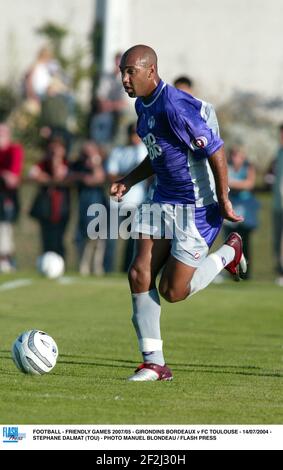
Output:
(12, 330), (58, 375)
(37, 251), (65, 279)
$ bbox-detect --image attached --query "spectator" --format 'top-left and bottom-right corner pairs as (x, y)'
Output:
(263, 159), (276, 191)
(105, 123), (147, 272)
(39, 79), (75, 157)
(272, 124), (283, 285)
(70, 141), (106, 275)
(223, 145), (260, 279)
(173, 75), (194, 94)
(24, 47), (57, 104)
(0, 123), (24, 272)
(90, 53), (128, 146)
(29, 136), (70, 259)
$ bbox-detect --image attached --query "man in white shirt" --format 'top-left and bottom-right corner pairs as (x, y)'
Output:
(105, 123), (147, 271)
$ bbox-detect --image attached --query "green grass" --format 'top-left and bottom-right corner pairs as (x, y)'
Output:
(0, 274), (283, 424)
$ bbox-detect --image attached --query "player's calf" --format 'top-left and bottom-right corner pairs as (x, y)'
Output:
(128, 263), (152, 292)
(159, 284), (188, 303)
(159, 255), (196, 302)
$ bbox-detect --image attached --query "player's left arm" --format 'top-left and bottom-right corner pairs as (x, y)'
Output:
(209, 146), (244, 222)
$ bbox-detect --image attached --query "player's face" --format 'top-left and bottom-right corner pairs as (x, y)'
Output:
(120, 55), (152, 98)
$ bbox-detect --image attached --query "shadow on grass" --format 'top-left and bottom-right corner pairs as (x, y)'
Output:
(1, 350), (282, 379)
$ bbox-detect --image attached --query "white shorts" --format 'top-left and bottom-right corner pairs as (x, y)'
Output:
(0, 222), (15, 255)
(131, 202), (222, 267)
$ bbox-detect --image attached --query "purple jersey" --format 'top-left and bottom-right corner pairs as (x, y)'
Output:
(135, 80), (224, 205)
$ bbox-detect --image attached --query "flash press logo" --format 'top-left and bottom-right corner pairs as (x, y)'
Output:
(2, 426), (26, 443)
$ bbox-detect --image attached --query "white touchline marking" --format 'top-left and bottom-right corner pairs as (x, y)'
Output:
(56, 276), (127, 286)
(0, 279), (33, 291)
(57, 276), (79, 285)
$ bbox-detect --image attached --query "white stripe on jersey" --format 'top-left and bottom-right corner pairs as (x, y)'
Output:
(141, 83), (167, 108)
(187, 99), (219, 207)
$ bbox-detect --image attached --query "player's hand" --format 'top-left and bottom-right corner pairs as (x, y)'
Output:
(109, 180), (130, 201)
(219, 199), (244, 223)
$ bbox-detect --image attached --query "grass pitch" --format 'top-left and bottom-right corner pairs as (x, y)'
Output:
(0, 274), (283, 424)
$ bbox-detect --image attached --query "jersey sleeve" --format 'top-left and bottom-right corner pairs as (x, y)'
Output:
(166, 95), (224, 157)
(203, 102), (220, 137)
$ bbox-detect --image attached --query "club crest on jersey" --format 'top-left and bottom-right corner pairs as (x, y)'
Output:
(190, 136), (208, 150)
(148, 116), (155, 129)
(143, 133), (162, 160)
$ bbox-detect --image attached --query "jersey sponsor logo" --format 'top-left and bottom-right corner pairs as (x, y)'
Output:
(143, 133), (162, 160)
(148, 115), (155, 129)
(190, 136), (208, 150)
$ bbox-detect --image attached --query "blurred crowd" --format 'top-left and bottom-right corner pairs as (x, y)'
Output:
(0, 46), (283, 285)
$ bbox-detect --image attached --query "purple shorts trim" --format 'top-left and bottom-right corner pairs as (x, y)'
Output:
(195, 203), (223, 247)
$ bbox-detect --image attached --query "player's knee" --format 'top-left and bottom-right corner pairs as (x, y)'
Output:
(128, 263), (151, 291)
(159, 286), (186, 303)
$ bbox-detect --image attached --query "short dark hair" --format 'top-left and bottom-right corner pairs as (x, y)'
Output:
(173, 76), (193, 89)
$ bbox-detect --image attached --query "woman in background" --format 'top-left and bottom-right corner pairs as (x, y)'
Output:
(29, 136), (70, 259)
(223, 145), (260, 279)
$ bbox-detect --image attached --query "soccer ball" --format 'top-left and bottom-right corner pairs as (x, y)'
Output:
(37, 251), (65, 279)
(12, 330), (58, 375)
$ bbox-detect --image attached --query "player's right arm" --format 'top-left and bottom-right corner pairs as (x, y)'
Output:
(110, 155), (154, 201)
